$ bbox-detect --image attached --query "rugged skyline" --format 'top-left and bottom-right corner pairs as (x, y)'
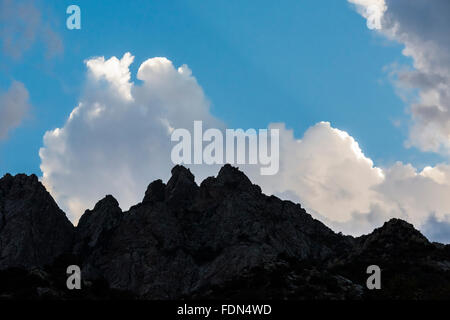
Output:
(1, 164), (450, 299)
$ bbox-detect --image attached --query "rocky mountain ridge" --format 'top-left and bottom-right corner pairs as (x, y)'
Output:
(1, 164), (450, 299)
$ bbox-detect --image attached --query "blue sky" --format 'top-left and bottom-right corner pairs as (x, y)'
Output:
(0, 0), (443, 175)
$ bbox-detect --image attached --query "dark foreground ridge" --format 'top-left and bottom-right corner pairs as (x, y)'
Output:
(1, 165), (450, 299)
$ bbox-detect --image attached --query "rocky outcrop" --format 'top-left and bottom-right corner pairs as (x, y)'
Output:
(0, 173), (74, 271)
(330, 219), (450, 299)
(76, 164), (355, 298)
(73, 195), (123, 257)
(1, 165), (450, 299)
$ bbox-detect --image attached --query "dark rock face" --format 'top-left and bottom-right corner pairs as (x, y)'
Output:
(331, 219), (450, 299)
(77, 164), (354, 298)
(0, 174), (74, 271)
(1, 165), (450, 300)
(73, 195), (123, 257)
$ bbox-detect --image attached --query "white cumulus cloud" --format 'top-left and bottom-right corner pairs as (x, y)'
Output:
(40, 53), (222, 222)
(251, 122), (384, 223)
(249, 122), (450, 238)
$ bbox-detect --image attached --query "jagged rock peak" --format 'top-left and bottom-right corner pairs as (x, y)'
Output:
(1, 172), (38, 181)
(0, 173), (39, 191)
(383, 218), (416, 229)
(0, 173), (74, 270)
(372, 218), (428, 242)
(216, 164), (253, 189)
(168, 165), (195, 184)
(355, 218), (431, 258)
(143, 179), (166, 203)
(165, 165), (198, 207)
(78, 194), (122, 226)
(92, 194), (120, 211)
(74, 195), (123, 255)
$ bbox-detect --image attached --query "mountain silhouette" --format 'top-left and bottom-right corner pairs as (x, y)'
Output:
(1, 164), (450, 299)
